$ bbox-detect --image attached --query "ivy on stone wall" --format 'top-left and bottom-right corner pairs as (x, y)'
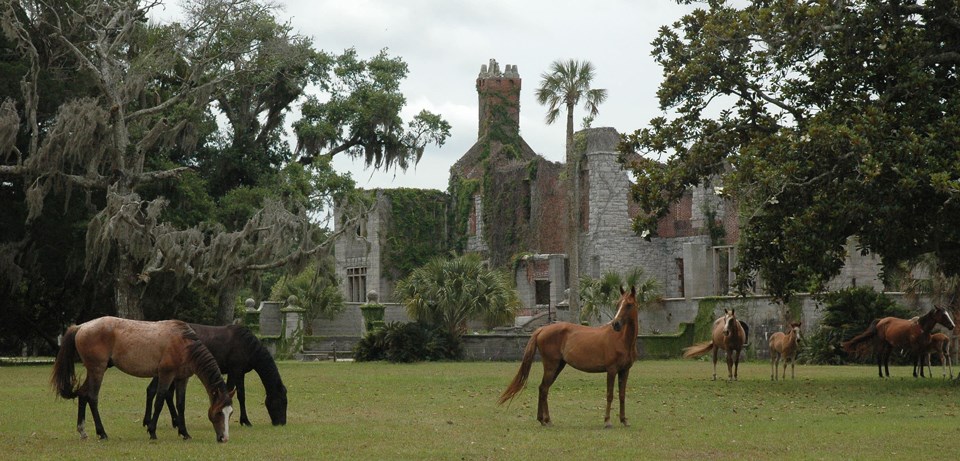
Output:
(381, 188), (449, 281)
(447, 176), (480, 253)
(482, 91), (534, 268)
(482, 160), (534, 268)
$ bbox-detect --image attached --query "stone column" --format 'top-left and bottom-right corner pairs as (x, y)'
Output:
(243, 298), (260, 334)
(281, 295), (306, 339)
(359, 290), (386, 334)
(555, 289), (571, 323)
(280, 295), (306, 357)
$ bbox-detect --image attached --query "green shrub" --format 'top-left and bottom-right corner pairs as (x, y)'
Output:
(799, 287), (914, 365)
(354, 322), (463, 363)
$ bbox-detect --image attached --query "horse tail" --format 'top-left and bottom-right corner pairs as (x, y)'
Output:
(498, 328), (541, 405)
(739, 320), (750, 346)
(842, 319), (879, 353)
(682, 341), (715, 359)
(51, 325), (80, 399)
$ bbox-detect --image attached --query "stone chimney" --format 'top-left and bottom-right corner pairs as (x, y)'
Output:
(476, 58), (521, 140)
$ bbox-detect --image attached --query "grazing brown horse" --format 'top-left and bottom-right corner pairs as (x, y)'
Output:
(842, 306), (955, 378)
(683, 309), (747, 381)
(498, 286), (639, 428)
(144, 323), (288, 428)
(769, 322), (802, 381)
(921, 332), (953, 379)
(51, 317), (236, 442)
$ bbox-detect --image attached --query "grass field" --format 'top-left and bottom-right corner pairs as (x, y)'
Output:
(1, 359), (958, 460)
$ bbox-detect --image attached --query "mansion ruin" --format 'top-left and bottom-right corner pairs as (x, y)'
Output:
(330, 58), (890, 351)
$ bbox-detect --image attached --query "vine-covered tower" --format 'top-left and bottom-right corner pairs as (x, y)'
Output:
(476, 58), (521, 139)
(450, 59), (564, 267)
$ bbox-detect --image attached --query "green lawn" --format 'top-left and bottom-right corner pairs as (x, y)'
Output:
(1, 359), (957, 460)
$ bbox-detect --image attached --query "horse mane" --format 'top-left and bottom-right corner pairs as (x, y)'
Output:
(187, 341), (227, 389)
(178, 323), (227, 392)
(234, 325), (285, 392)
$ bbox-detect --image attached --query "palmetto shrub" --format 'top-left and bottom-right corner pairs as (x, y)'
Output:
(354, 322), (463, 363)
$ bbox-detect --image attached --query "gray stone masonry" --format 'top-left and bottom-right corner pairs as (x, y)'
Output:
(580, 127), (706, 300)
(258, 301), (282, 336)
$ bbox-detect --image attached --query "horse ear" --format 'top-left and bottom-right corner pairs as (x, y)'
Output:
(630, 285), (637, 296)
(620, 286), (625, 295)
(229, 388), (237, 399)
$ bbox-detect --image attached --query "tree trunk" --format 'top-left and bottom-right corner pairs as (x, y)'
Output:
(565, 102), (580, 323)
(216, 279), (241, 325)
(115, 257), (144, 320)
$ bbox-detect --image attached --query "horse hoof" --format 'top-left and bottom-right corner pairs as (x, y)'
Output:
(604, 422), (613, 429)
(181, 434), (191, 440)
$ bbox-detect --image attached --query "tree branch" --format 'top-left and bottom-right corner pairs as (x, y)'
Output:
(133, 166), (194, 185)
(297, 137), (362, 165)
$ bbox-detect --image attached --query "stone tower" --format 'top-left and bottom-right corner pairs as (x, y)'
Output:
(476, 58), (521, 139)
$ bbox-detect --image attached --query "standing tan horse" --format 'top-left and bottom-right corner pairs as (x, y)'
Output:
(51, 317), (236, 442)
(842, 306), (955, 378)
(921, 332), (953, 379)
(769, 322), (802, 381)
(683, 309), (747, 381)
(498, 286), (639, 428)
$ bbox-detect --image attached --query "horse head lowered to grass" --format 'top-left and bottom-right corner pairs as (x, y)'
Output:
(51, 316), (235, 442)
(143, 323), (287, 428)
(498, 286), (639, 428)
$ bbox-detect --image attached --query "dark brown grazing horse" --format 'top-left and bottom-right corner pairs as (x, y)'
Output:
(683, 309), (747, 381)
(499, 286), (639, 428)
(143, 323), (287, 427)
(769, 322), (802, 381)
(842, 306), (955, 378)
(51, 317), (236, 442)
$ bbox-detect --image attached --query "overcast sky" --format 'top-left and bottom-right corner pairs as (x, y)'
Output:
(156, 0), (698, 191)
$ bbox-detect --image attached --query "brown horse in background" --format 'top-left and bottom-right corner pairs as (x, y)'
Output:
(842, 306), (955, 378)
(499, 286), (639, 428)
(51, 317), (236, 442)
(769, 322), (802, 381)
(683, 309), (747, 381)
(921, 332), (953, 379)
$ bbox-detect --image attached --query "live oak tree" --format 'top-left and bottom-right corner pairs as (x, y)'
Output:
(620, 0), (960, 300)
(0, 0), (449, 332)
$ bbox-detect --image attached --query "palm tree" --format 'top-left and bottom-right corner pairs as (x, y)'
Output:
(580, 268), (660, 324)
(395, 254), (520, 335)
(536, 59), (608, 323)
